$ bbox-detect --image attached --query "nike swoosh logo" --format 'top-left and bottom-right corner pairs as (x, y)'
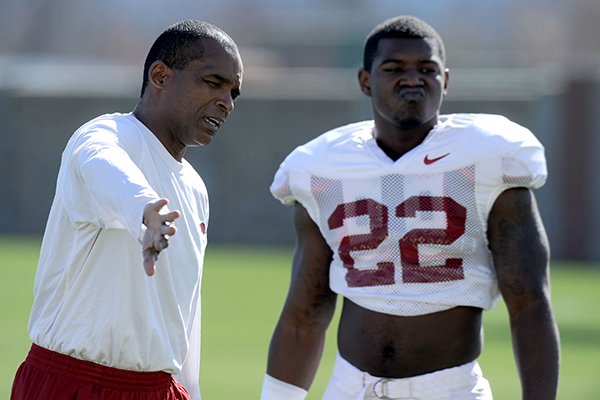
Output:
(424, 153), (450, 165)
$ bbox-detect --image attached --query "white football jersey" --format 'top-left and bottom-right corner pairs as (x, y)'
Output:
(271, 114), (547, 316)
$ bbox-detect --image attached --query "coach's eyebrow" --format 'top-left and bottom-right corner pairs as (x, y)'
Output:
(215, 74), (242, 98)
(209, 73), (240, 85)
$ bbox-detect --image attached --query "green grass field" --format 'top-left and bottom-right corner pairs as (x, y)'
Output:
(1, 235), (599, 399)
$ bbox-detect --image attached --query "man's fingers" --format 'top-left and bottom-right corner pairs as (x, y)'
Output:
(142, 236), (167, 276)
(141, 198), (181, 277)
(150, 198), (169, 211)
(143, 249), (158, 276)
(160, 223), (177, 237)
(162, 210), (181, 224)
(144, 198), (178, 224)
(144, 200), (180, 230)
(154, 235), (169, 251)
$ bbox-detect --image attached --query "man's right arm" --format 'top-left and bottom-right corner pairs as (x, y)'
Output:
(72, 130), (160, 238)
(263, 202), (337, 395)
(71, 130), (180, 275)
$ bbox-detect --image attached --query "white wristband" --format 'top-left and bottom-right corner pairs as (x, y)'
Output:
(260, 374), (308, 400)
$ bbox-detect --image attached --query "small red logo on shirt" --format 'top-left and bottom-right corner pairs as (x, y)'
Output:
(200, 223), (206, 234)
(424, 153), (450, 165)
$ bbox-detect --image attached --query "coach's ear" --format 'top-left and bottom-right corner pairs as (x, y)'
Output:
(148, 60), (172, 90)
(358, 68), (371, 97)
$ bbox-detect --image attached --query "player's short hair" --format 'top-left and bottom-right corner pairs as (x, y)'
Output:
(363, 16), (446, 72)
(140, 20), (238, 96)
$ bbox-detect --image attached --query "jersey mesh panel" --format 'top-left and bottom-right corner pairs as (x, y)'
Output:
(502, 157), (534, 186)
(310, 165), (494, 316)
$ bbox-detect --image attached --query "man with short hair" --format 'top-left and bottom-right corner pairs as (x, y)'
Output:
(11, 20), (242, 400)
(261, 15), (559, 400)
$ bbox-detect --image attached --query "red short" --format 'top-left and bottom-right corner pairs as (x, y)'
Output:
(11, 343), (191, 400)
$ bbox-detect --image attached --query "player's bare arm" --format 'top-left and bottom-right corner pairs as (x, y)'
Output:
(266, 202), (336, 390)
(142, 198), (181, 276)
(487, 187), (560, 400)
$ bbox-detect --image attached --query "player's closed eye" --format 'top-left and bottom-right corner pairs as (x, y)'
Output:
(385, 68), (403, 73)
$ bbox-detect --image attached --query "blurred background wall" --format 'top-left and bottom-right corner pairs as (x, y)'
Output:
(1, 0), (599, 261)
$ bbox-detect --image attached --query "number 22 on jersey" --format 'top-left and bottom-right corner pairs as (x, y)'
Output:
(327, 196), (466, 287)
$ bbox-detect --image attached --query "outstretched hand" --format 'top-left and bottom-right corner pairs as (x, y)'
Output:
(142, 198), (181, 276)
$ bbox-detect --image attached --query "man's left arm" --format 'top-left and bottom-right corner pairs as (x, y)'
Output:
(487, 187), (560, 400)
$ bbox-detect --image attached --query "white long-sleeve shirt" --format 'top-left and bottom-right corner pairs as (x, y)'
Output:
(28, 112), (208, 399)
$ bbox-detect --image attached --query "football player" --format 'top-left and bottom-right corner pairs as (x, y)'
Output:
(261, 15), (559, 400)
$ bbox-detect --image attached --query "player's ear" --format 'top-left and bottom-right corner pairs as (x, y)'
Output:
(148, 61), (172, 90)
(443, 68), (450, 96)
(358, 68), (371, 97)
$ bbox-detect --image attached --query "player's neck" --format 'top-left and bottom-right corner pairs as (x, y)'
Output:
(373, 120), (436, 161)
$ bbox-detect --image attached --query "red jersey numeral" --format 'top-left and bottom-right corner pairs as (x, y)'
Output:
(396, 196), (466, 283)
(328, 199), (394, 287)
(328, 196), (466, 286)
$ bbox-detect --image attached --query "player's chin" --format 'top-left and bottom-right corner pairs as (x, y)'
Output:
(395, 114), (424, 129)
(395, 106), (434, 128)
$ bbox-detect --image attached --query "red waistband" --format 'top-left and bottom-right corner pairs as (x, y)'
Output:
(26, 343), (173, 391)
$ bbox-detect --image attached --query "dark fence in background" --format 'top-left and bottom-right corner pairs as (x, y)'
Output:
(1, 67), (598, 262)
